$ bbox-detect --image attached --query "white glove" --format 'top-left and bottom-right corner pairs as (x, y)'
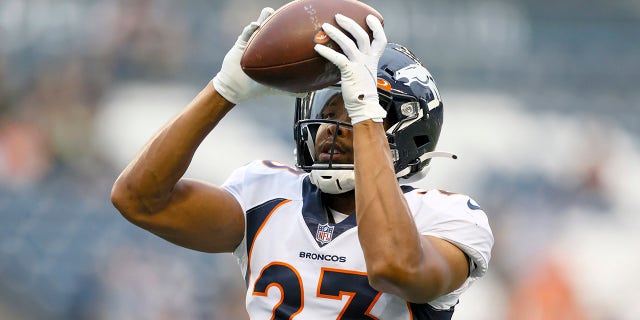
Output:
(212, 7), (295, 104)
(314, 14), (388, 124)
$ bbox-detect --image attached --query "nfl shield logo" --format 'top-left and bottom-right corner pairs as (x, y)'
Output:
(316, 223), (335, 245)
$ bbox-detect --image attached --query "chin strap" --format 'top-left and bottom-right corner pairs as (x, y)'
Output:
(309, 170), (355, 194)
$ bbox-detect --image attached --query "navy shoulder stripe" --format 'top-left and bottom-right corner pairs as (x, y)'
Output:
(245, 198), (289, 284)
(401, 185), (416, 193)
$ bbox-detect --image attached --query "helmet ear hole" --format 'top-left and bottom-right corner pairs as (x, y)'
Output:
(413, 135), (430, 148)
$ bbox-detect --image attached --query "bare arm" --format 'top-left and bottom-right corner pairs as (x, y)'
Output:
(111, 84), (245, 253)
(111, 7), (283, 253)
(353, 120), (470, 303)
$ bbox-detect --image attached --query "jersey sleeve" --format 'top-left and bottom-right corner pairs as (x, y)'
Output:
(220, 161), (250, 211)
(220, 160), (307, 273)
(407, 189), (494, 310)
(412, 190), (494, 279)
(220, 160), (305, 213)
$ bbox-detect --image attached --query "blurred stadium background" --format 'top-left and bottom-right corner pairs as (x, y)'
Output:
(1, 0), (639, 319)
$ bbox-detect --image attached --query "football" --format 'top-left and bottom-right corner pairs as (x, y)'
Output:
(240, 0), (383, 93)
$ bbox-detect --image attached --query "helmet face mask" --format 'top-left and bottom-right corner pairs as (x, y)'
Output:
(294, 87), (355, 172)
(294, 43), (446, 192)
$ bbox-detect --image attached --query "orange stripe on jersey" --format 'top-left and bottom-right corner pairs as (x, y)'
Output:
(367, 293), (382, 319)
(247, 199), (292, 281)
(406, 301), (414, 319)
(261, 160), (306, 175)
(436, 189), (458, 196)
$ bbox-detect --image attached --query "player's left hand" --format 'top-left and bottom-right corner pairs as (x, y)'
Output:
(213, 7), (302, 104)
(314, 14), (388, 124)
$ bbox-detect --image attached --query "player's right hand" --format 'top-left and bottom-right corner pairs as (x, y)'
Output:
(212, 8), (299, 104)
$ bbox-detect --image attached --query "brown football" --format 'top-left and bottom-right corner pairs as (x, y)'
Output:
(240, 0), (383, 93)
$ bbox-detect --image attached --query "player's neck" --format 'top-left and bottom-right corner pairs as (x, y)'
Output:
(322, 190), (355, 216)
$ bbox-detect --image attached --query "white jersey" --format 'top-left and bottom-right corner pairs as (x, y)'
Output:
(221, 160), (493, 320)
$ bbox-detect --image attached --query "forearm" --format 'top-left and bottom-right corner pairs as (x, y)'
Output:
(113, 83), (234, 212)
(353, 121), (424, 272)
(354, 120), (453, 302)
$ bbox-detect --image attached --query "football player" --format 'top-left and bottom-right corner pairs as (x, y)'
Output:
(111, 7), (493, 319)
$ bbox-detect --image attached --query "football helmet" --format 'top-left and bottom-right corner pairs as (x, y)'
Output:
(294, 43), (455, 194)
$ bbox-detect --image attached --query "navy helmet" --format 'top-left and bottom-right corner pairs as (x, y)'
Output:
(294, 43), (452, 193)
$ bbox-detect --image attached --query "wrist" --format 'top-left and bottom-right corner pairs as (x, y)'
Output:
(212, 75), (241, 105)
(208, 82), (237, 108)
(347, 102), (387, 124)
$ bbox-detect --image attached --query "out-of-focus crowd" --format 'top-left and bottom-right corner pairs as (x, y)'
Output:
(1, 0), (189, 188)
(0, 1), (251, 319)
(1, 0), (639, 319)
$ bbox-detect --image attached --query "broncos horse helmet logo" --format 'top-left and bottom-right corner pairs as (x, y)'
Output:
(395, 64), (441, 101)
(395, 64), (432, 87)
